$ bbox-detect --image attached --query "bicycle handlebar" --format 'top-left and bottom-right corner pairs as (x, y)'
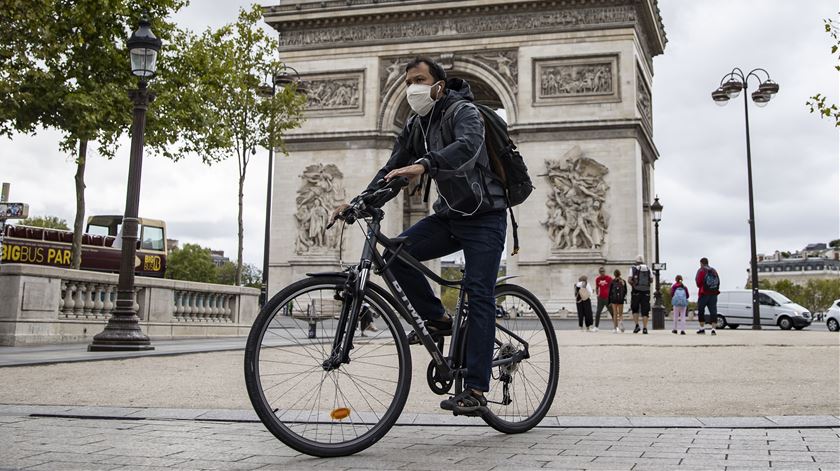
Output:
(326, 176), (410, 229)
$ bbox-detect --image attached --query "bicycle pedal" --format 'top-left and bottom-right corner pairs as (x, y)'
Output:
(452, 406), (488, 418)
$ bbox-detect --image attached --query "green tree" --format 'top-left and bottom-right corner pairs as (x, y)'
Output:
(20, 216), (69, 230)
(179, 5), (306, 285)
(807, 15), (840, 126)
(0, 1), (218, 271)
(217, 261), (262, 288)
(830, 239), (840, 248)
(165, 243), (216, 283)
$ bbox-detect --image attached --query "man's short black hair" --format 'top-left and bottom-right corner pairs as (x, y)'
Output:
(405, 57), (446, 82)
(700, 257), (709, 265)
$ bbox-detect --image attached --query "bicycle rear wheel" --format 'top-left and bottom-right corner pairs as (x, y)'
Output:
(482, 284), (559, 433)
(244, 275), (411, 457)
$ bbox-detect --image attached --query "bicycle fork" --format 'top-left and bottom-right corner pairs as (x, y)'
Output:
(322, 262), (371, 371)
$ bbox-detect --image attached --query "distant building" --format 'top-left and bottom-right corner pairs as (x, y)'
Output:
(753, 242), (840, 285)
(210, 250), (230, 267)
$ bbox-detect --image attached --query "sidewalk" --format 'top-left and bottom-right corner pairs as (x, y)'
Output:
(1, 405), (838, 470)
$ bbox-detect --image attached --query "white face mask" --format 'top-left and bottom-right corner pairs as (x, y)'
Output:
(406, 82), (441, 116)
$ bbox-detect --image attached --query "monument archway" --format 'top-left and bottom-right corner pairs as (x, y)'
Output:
(263, 0), (667, 312)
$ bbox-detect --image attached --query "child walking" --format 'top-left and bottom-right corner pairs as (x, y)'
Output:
(608, 270), (628, 333)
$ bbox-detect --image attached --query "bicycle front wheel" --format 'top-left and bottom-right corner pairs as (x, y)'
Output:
(482, 284), (559, 433)
(244, 275), (411, 457)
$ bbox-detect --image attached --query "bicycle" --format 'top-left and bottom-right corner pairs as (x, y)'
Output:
(244, 177), (559, 457)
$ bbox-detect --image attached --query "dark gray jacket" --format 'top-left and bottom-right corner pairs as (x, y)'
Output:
(365, 78), (507, 218)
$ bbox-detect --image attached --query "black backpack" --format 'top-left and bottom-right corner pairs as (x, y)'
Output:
(440, 100), (534, 254)
(609, 278), (626, 304)
(703, 268), (720, 291)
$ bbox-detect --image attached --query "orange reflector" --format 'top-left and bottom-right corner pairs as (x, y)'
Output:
(330, 407), (351, 420)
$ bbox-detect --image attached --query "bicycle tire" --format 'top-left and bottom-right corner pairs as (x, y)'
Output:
(244, 275), (412, 457)
(481, 284), (559, 433)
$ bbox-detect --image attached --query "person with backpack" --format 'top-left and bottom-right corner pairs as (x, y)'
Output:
(670, 275), (690, 335)
(628, 255), (652, 334)
(575, 275), (594, 332)
(593, 266), (613, 331)
(695, 257), (721, 335)
(330, 57), (527, 416)
(608, 269), (628, 333)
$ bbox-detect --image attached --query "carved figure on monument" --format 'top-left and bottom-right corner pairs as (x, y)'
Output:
(476, 51), (518, 93)
(303, 77), (361, 111)
(541, 147), (610, 250)
(540, 63), (613, 98)
(295, 164), (346, 255)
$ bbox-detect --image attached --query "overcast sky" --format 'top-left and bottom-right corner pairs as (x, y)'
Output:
(2, 0), (838, 290)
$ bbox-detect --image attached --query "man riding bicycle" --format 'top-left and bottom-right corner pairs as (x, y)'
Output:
(331, 57), (507, 415)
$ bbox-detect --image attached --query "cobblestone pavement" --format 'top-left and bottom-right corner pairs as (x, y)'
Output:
(1, 414), (838, 471)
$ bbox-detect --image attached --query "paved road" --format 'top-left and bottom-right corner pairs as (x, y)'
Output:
(1, 413), (838, 470)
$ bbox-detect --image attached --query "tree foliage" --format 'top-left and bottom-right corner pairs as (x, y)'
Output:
(217, 261), (262, 288)
(807, 15), (840, 126)
(165, 243), (216, 283)
(178, 5), (306, 284)
(0, 0), (201, 270)
(758, 278), (840, 314)
(20, 216), (69, 230)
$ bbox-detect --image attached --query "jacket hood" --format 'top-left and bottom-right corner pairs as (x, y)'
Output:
(443, 77), (475, 105)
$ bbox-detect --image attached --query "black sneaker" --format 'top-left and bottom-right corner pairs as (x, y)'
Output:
(671, 329), (678, 334)
(407, 315), (452, 345)
(633, 324), (641, 334)
(680, 331), (686, 335)
(642, 328), (648, 334)
(696, 329), (705, 335)
(711, 329), (717, 336)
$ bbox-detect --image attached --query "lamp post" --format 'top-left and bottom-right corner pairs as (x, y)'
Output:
(88, 15), (161, 351)
(650, 196), (665, 329)
(711, 68), (779, 330)
(257, 67), (306, 306)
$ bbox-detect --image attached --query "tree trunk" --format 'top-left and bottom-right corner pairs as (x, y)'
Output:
(70, 140), (87, 270)
(236, 169), (245, 286)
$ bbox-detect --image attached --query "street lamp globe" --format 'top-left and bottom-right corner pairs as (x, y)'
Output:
(721, 79), (743, 99)
(751, 90), (771, 107)
(758, 80), (780, 96)
(128, 15), (162, 78)
(650, 196), (663, 223)
(711, 87), (730, 106)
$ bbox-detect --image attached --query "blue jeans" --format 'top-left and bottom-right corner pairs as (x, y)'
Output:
(386, 211), (506, 392)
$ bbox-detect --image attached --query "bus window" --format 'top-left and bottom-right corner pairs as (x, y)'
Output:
(141, 226), (165, 251)
(87, 225), (110, 236)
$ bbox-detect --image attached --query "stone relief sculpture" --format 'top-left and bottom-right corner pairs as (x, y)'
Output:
(540, 63), (612, 98)
(637, 68), (653, 126)
(542, 147), (610, 250)
(283, 7), (636, 48)
(295, 164), (346, 255)
(302, 75), (362, 111)
(475, 51), (518, 93)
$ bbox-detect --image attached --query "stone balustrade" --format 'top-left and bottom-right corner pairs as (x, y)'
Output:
(0, 264), (259, 346)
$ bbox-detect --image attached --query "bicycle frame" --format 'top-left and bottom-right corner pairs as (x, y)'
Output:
(322, 207), (530, 384)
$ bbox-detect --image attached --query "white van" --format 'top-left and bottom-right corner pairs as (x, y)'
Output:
(715, 290), (812, 330)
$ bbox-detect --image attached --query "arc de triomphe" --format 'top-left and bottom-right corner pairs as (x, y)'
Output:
(263, 0), (666, 312)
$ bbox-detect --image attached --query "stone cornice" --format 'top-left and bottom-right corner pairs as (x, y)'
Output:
(264, 0), (666, 57)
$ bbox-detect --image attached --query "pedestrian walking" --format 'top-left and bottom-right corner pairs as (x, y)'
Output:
(670, 275), (690, 335)
(575, 275), (594, 331)
(593, 266), (613, 332)
(695, 257), (721, 335)
(608, 269), (628, 333)
(628, 255), (652, 334)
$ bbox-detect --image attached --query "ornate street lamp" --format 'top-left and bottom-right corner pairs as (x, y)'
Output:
(89, 15), (161, 351)
(258, 65), (306, 306)
(650, 196), (665, 329)
(711, 67), (779, 330)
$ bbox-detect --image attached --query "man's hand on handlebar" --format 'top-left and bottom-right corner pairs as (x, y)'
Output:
(327, 177), (411, 229)
(330, 203), (351, 225)
(384, 164), (424, 182)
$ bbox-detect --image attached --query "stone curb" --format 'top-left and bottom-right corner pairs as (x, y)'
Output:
(2, 404), (838, 428)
